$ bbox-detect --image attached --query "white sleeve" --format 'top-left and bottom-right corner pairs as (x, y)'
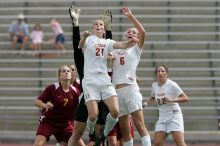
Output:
(151, 83), (156, 97)
(172, 82), (183, 97)
(106, 39), (115, 53)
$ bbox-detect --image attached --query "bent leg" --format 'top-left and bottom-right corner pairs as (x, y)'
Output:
(68, 121), (86, 146)
(11, 35), (18, 50)
(104, 95), (119, 136)
(153, 131), (167, 146)
(172, 131), (187, 146)
(21, 35), (28, 50)
(131, 109), (149, 137)
(118, 115), (131, 142)
(104, 95), (119, 118)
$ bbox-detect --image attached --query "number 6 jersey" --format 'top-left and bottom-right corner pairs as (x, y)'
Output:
(111, 44), (141, 85)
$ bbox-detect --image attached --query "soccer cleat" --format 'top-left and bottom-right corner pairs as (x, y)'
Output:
(89, 130), (96, 142)
(94, 131), (106, 146)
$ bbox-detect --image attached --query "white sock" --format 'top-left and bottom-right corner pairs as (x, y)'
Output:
(123, 139), (133, 146)
(104, 113), (118, 136)
(87, 118), (97, 134)
(141, 135), (151, 146)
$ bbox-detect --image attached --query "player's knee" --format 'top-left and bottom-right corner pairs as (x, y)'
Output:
(110, 110), (119, 118)
(73, 131), (83, 140)
(109, 106), (119, 118)
(153, 138), (164, 146)
(12, 36), (18, 41)
(108, 139), (117, 146)
(88, 115), (98, 122)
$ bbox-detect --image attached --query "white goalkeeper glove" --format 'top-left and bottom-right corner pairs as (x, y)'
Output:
(99, 9), (112, 31)
(69, 5), (81, 26)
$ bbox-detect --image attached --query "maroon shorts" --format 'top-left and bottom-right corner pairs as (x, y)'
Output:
(108, 120), (134, 139)
(36, 121), (73, 143)
(108, 122), (122, 140)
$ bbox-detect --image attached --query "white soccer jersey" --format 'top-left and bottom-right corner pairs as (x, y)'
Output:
(83, 35), (115, 76)
(151, 79), (183, 119)
(111, 44), (141, 85)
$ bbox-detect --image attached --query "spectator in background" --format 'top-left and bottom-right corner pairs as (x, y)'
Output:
(50, 19), (66, 53)
(9, 13), (29, 54)
(30, 23), (44, 54)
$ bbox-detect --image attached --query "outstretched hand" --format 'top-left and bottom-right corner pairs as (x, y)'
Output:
(82, 31), (90, 38)
(69, 5), (81, 26)
(121, 6), (132, 17)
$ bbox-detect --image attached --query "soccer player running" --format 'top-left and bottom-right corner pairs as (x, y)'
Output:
(110, 7), (151, 146)
(146, 65), (189, 146)
(33, 65), (80, 146)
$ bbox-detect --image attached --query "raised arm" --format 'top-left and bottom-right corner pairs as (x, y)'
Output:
(69, 5), (84, 82)
(113, 39), (135, 49)
(121, 6), (146, 49)
(99, 9), (113, 39)
(101, 9), (137, 49)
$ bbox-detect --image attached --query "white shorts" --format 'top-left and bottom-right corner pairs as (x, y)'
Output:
(116, 84), (143, 117)
(82, 74), (117, 102)
(155, 111), (184, 133)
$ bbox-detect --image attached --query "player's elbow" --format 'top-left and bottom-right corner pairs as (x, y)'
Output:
(183, 94), (189, 103)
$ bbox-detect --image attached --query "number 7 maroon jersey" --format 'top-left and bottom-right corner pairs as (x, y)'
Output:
(37, 82), (80, 127)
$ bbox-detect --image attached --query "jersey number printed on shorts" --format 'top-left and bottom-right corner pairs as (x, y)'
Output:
(63, 98), (68, 106)
(156, 98), (166, 105)
(120, 57), (125, 65)
(96, 48), (104, 56)
(84, 94), (90, 100)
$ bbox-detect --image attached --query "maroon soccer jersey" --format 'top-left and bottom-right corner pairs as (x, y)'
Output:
(37, 82), (80, 127)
